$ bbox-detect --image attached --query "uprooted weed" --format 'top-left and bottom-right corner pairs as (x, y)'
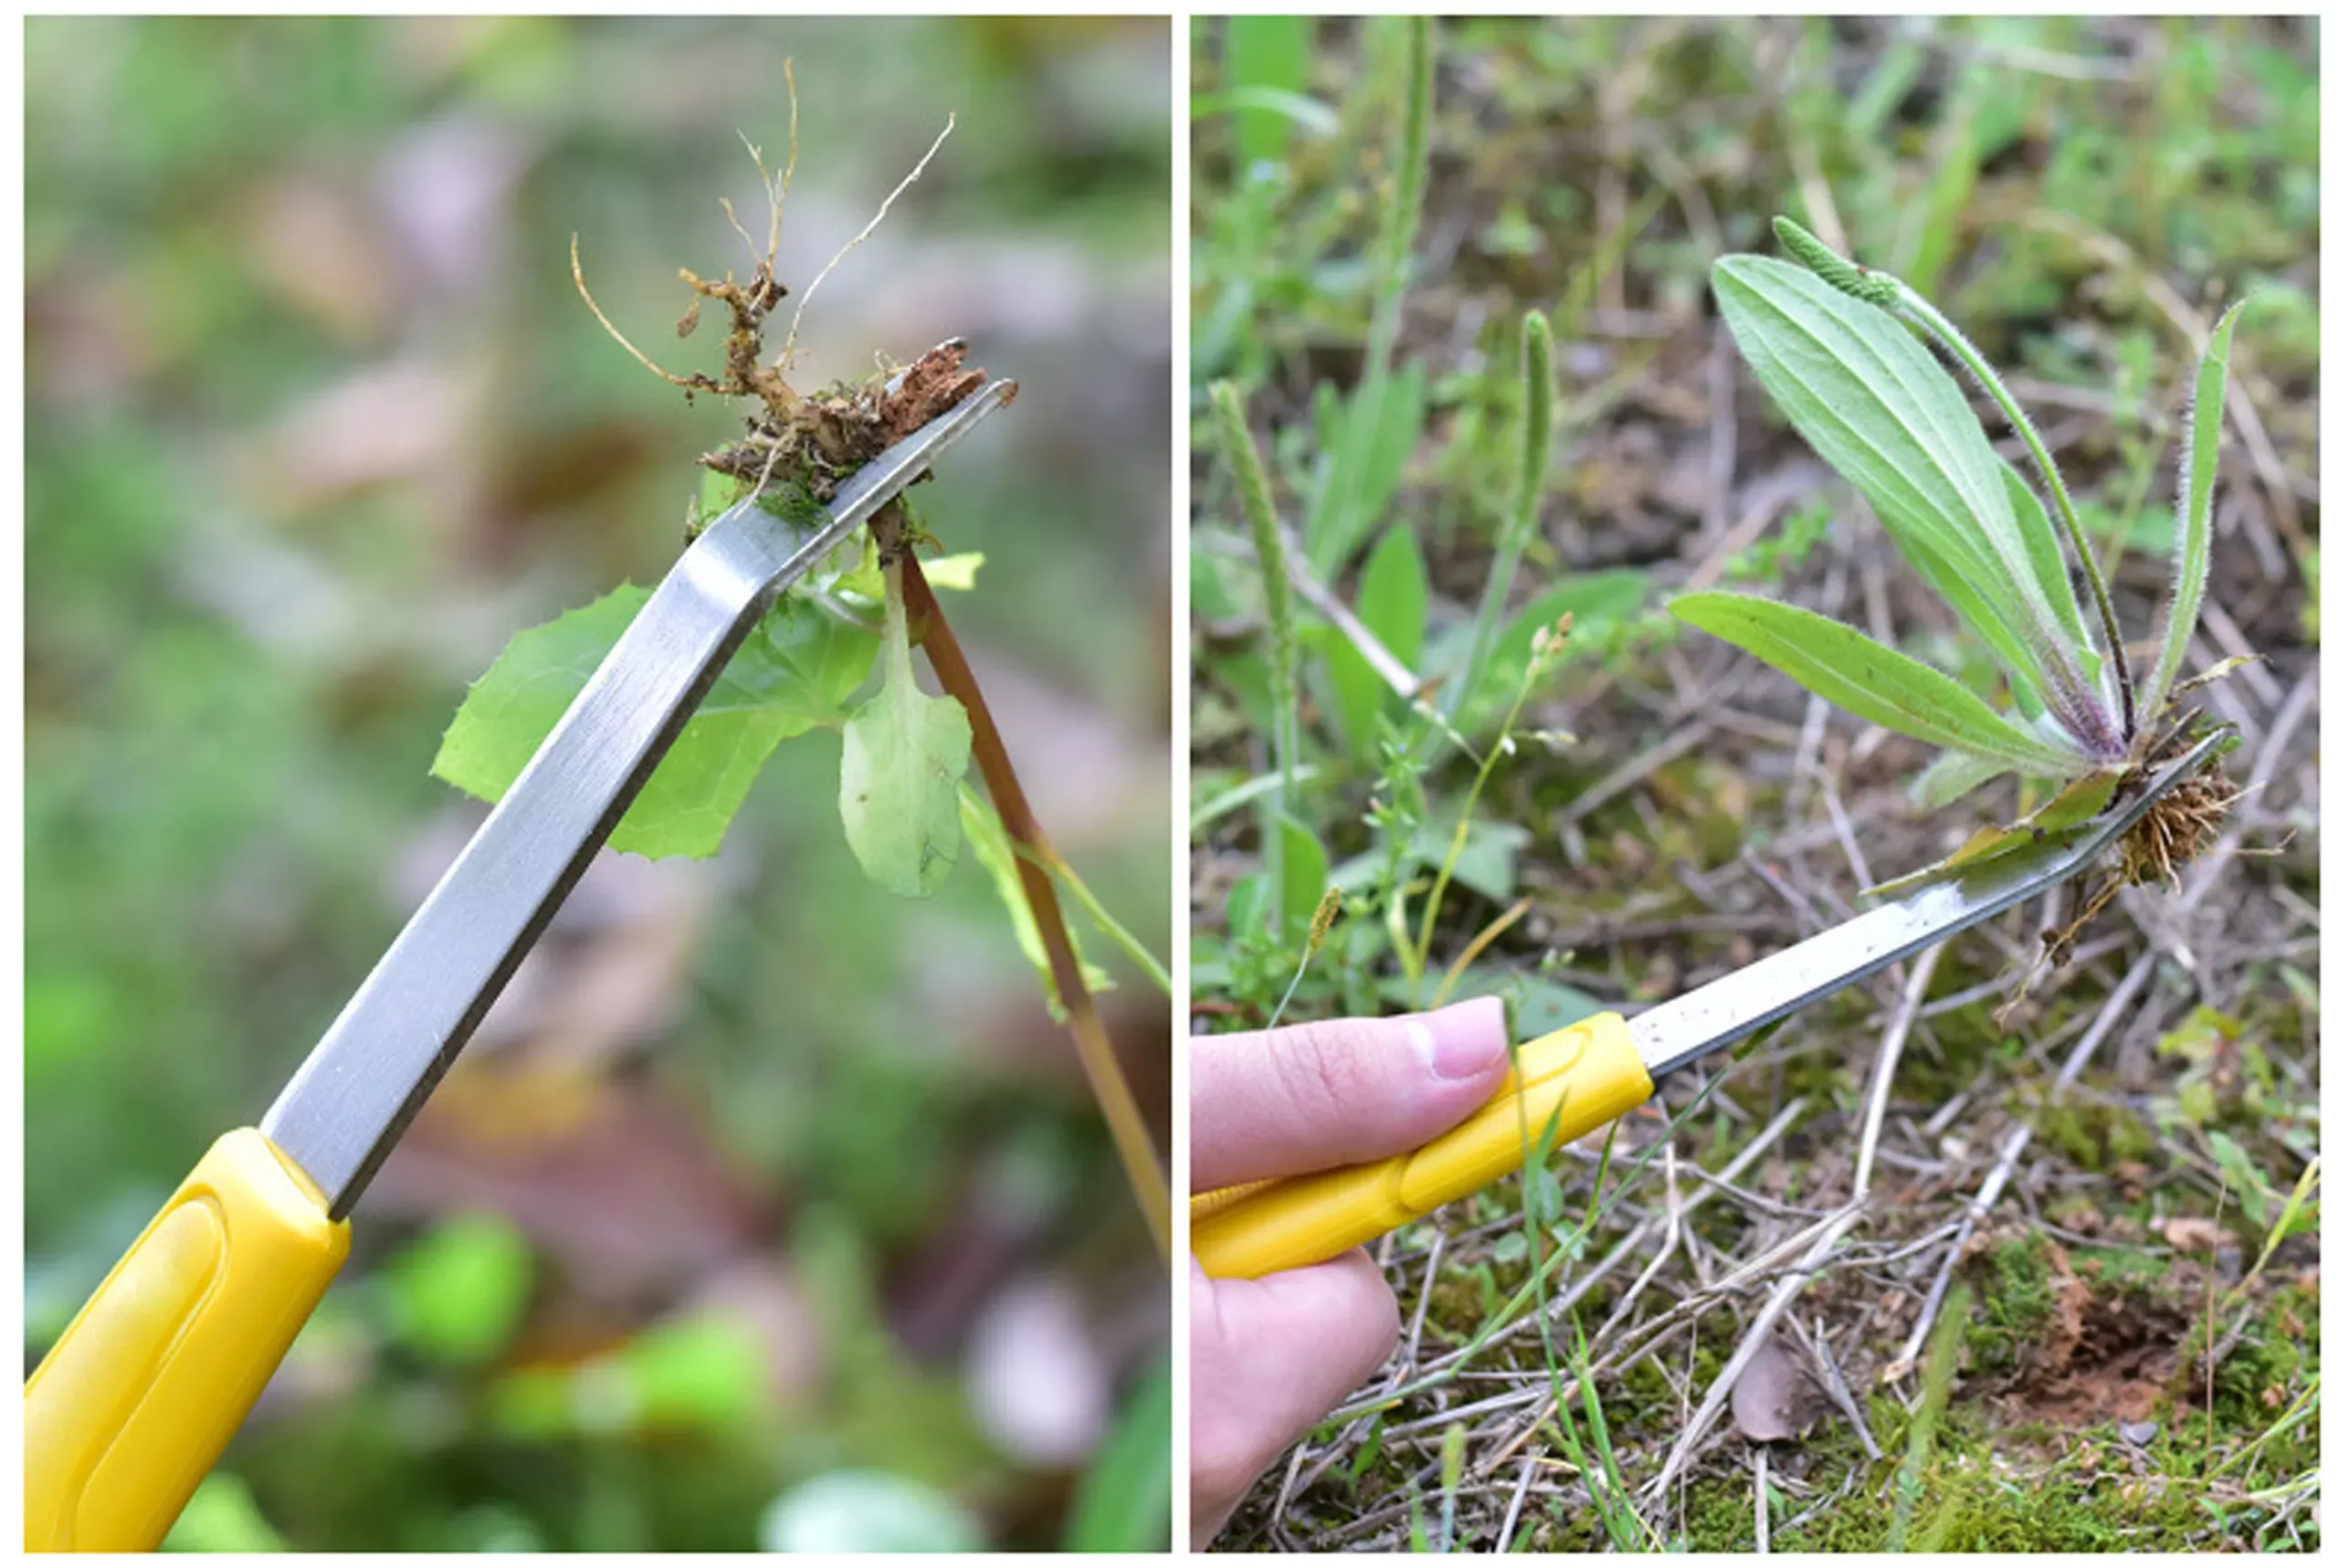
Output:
(570, 73), (989, 519)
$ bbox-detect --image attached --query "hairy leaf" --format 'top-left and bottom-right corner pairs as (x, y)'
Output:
(1999, 458), (2097, 686)
(838, 582), (972, 897)
(1890, 515), (2049, 718)
(2142, 299), (2248, 720)
(433, 585), (876, 859)
(1910, 749), (2011, 808)
(1669, 592), (2088, 773)
(1712, 257), (2097, 725)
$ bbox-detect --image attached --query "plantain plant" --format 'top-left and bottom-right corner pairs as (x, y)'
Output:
(1674, 216), (2246, 891)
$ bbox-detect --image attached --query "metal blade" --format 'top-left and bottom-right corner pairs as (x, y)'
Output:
(1628, 731), (2225, 1079)
(262, 383), (1016, 1216)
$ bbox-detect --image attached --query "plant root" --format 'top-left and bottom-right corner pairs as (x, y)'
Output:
(571, 75), (980, 513)
(1996, 762), (2239, 1025)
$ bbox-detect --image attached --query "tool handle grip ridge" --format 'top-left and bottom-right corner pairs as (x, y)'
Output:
(26, 1130), (348, 1552)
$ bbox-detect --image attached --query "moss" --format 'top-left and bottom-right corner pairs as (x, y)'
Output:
(2074, 1245), (2175, 1289)
(1721, 1413), (2236, 1552)
(1964, 1230), (2069, 1377)
(2033, 1093), (2161, 1170)
(2195, 1283), (2318, 1438)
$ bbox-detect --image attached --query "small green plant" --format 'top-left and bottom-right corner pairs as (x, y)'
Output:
(1673, 216), (2248, 893)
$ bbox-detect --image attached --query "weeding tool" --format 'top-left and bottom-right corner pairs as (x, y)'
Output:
(25, 383), (1016, 1552)
(1193, 731), (2225, 1280)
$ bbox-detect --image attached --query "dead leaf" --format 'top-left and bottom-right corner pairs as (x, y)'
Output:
(1732, 1336), (1818, 1443)
(2158, 1216), (2232, 1254)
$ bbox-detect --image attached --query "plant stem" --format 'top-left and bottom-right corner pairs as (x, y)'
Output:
(1892, 290), (2135, 742)
(1211, 379), (1299, 939)
(1457, 310), (1554, 721)
(901, 549), (1169, 1261)
(1413, 621), (1562, 1007)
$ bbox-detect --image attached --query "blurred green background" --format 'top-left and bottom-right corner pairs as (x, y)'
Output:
(27, 16), (1169, 1552)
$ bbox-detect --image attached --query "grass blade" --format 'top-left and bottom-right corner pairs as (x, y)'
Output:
(1307, 17), (1430, 576)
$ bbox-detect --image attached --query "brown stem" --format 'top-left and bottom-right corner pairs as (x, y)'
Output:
(900, 548), (1170, 1261)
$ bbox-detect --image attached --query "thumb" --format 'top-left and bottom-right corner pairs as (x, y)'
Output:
(1192, 996), (1511, 1191)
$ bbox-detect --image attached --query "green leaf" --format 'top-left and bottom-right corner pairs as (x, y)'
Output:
(1454, 569), (1647, 727)
(1999, 458), (2096, 684)
(1326, 522), (1427, 758)
(433, 585), (877, 859)
(1883, 517), (2051, 716)
(1712, 256), (2083, 713)
(1063, 1353), (1172, 1552)
(2206, 1131), (2272, 1229)
(1911, 750), (2011, 808)
(1306, 362), (1427, 577)
(1669, 592), (2086, 773)
(383, 1213), (533, 1367)
(1867, 770), (2121, 899)
(2142, 299), (2248, 720)
(1224, 15), (1312, 169)
(920, 552), (985, 592)
(1334, 813), (1525, 906)
(620, 1313), (765, 1433)
(838, 585), (972, 898)
(960, 786), (1112, 1021)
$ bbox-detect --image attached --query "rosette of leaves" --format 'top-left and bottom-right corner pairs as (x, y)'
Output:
(1673, 216), (2247, 887)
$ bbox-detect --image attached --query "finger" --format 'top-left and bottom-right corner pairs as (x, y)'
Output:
(1189, 1251), (1397, 1543)
(1191, 996), (1511, 1190)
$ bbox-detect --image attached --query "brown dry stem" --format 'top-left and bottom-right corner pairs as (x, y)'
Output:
(901, 545), (1172, 1262)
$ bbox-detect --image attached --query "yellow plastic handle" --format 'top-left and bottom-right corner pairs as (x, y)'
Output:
(1192, 1013), (1652, 1279)
(26, 1129), (350, 1552)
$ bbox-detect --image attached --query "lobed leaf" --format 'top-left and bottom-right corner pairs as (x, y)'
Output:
(433, 585), (876, 859)
(1669, 592), (2091, 774)
(2141, 298), (2249, 721)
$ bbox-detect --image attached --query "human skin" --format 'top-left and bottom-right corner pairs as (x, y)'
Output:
(1188, 996), (1512, 1543)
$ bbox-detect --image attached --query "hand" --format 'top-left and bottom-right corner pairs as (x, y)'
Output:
(1188, 997), (1512, 1543)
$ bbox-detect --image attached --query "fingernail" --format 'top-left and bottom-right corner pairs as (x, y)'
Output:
(1411, 996), (1510, 1082)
